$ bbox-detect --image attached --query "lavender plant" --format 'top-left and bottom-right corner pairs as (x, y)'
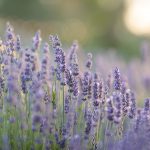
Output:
(0, 23), (149, 150)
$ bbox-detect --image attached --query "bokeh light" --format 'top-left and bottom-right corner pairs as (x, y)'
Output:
(124, 0), (150, 35)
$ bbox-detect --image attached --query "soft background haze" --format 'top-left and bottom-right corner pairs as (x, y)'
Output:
(0, 0), (150, 58)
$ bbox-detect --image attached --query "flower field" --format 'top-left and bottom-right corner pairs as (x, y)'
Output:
(0, 23), (149, 150)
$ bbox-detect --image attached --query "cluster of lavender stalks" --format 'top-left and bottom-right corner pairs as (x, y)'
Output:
(0, 23), (150, 150)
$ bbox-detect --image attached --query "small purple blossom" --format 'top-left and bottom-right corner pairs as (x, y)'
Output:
(113, 67), (121, 91)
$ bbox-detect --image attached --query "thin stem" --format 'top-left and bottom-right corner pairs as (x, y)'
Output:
(103, 120), (109, 150)
(62, 85), (65, 125)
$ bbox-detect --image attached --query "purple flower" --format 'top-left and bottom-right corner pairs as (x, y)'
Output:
(59, 138), (66, 149)
(80, 72), (91, 101)
(50, 34), (61, 49)
(84, 110), (92, 139)
(113, 67), (121, 91)
(20, 73), (27, 93)
(99, 79), (103, 100)
(64, 95), (70, 114)
(69, 134), (82, 150)
(113, 93), (122, 124)
(6, 22), (15, 41)
(32, 30), (41, 51)
(86, 53), (92, 70)
(43, 42), (49, 53)
(144, 98), (150, 112)
(32, 115), (42, 125)
(106, 97), (114, 121)
(33, 103), (42, 112)
(93, 73), (99, 101)
(68, 41), (79, 76)
(128, 92), (136, 119)
(68, 41), (78, 62)
(43, 92), (50, 104)
(72, 79), (79, 97)
(121, 80), (127, 95)
(134, 109), (142, 132)
(50, 35), (66, 85)
(92, 109), (99, 128)
(0, 76), (5, 91)
(16, 35), (21, 51)
(65, 69), (74, 92)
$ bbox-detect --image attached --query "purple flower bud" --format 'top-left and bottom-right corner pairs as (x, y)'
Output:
(71, 63), (79, 76)
(65, 95), (70, 114)
(69, 134), (82, 150)
(16, 35), (21, 51)
(121, 89), (130, 117)
(113, 93), (122, 124)
(113, 67), (121, 91)
(134, 109), (142, 132)
(50, 35), (61, 49)
(33, 103), (42, 112)
(106, 97), (114, 121)
(144, 98), (150, 112)
(92, 109), (99, 127)
(125, 89), (130, 110)
(32, 30), (41, 51)
(68, 41), (79, 76)
(55, 68), (61, 81)
(6, 22), (15, 41)
(128, 92), (136, 119)
(50, 35), (67, 85)
(55, 132), (59, 144)
(59, 51), (66, 72)
(32, 115), (42, 125)
(87, 74), (92, 99)
(86, 53), (92, 69)
(93, 73), (99, 101)
(73, 79), (79, 97)
(35, 137), (42, 144)
(99, 79), (103, 100)
(43, 92), (50, 104)
(68, 41), (78, 62)
(59, 138), (66, 149)
(20, 73), (27, 94)
(65, 69), (74, 91)
(122, 94), (127, 116)
(81, 72), (91, 101)
(0, 76), (5, 91)
(43, 42), (49, 53)
(84, 110), (92, 139)
(121, 81), (127, 95)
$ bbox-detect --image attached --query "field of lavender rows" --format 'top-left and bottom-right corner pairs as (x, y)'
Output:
(0, 23), (150, 150)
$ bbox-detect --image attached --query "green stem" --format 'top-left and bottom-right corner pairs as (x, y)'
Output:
(62, 86), (65, 125)
(103, 120), (109, 150)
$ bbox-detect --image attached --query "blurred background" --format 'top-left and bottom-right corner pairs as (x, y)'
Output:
(0, 0), (150, 58)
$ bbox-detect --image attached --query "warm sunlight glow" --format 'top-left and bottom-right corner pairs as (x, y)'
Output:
(124, 0), (150, 35)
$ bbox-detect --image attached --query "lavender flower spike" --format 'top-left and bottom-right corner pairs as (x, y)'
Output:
(144, 98), (150, 112)
(6, 22), (15, 41)
(86, 53), (92, 70)
(113, 67), (121, 91)
(32, 30), (42, 51)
